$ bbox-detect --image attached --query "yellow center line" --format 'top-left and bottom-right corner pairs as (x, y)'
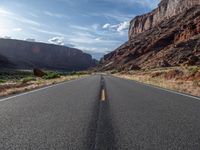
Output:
(101, 89), (106, 101)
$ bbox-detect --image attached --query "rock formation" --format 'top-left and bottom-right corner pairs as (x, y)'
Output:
(129, 0), (200, 39)
(0, 39), (97, 71)
(99, 0), (200, 71)
(33, 69), (46, 77)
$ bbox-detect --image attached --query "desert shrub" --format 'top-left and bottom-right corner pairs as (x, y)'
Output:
(43, 71), (61, 80)
(0, 71), (34, 82)
(193, 80), (200, 87)
(69, 71), (88, 76)
(110, 70), (118, 74)
(164, 69), (183, 80)
(69, 71), (79, 76)
(0, 79), (6, 83)
(151, 72), (164, 78)
(21, 76), (36, 83)
(189, 67), (199, 75)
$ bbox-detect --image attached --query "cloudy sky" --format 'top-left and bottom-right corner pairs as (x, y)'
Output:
(0, 0), (160, 59)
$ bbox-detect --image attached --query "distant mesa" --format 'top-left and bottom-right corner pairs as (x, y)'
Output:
(0, 38), (97, 71)
(99, 0), (200, 71)
(0, 54), (14, 69)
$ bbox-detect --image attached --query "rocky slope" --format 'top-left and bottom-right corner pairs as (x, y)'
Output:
(0, 39), (96, 71)
(100, 0), (200, 71)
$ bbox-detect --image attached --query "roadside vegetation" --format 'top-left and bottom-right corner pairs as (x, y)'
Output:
(0, 70), (89, 97)
(113, 66), (200, 97)
(42, 71), (61, 80)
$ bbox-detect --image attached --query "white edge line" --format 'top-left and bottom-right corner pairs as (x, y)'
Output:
(112, 75), (200, 101)
(0, 76), (88, 102)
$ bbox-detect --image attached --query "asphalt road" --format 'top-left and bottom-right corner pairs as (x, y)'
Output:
(0, 75), (200, 150)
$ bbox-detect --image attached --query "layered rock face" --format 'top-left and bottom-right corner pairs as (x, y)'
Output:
(100, 1), (200, 71)
(0, 39), (96, 71)
(129, 0), (200, 39)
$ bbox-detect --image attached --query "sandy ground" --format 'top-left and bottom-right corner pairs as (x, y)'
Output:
(0, 75), (87, 97)
(114, 66), (200, 97)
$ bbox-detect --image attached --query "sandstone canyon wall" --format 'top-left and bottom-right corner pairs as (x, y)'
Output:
(100, 0), (200, 71)
(129, 0), (200, 39)
(0, 39), (97, 71)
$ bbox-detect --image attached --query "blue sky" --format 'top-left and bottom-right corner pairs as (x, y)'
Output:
(0, 0), (159, 59)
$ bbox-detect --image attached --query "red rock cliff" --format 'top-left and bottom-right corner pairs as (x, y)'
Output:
(129, 0), (200, 40)
(99, 2), (200, 71)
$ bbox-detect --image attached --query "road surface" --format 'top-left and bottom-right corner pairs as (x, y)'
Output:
(0, 75), (200, 150)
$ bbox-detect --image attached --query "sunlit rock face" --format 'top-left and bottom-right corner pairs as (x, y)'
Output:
(129, 0), (200, 40)
(99, 0), (200, 71)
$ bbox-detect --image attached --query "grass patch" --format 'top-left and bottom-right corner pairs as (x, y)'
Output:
(21, 76), (36, 83)
(0, 70), (88, 97)
(69, 71), (90, 76)
(188, 66), (199, 75)
(0, 79), (6, 83)
(43, 71), (61, 80)
(193, 80), (200, 87)
(110, 70), (119, 74)
(0, 71), (34, 82)
(115, 66), (200, 97)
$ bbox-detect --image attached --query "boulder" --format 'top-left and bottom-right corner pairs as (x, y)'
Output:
(33, 69), (46, 77)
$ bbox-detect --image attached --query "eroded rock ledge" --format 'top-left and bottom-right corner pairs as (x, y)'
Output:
(129, 0), (200, 39)
(99, 1), (200, 71)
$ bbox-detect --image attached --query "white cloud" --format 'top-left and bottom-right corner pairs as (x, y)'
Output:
(25, 38), (36, 42)
(91, 12), (135, 22)
(2, 36), (11, 39)
(28, 12), (39, 18)
(117, 21), (129, 32)
(70, 24), (100, 32)
(102, 21), (130, 32)
(48, 36), (65, 45)
(134, 0), (159, 9)
(103, 23), (111, 29)
(0, 8), (40, 26)
(31, 27), (66, 36)
(12, 28), (22, 32)
(92, 24), (100, 30)
(70, 25), (91, 31)
(102, 0), (159, 9)
(44, 11), (70, 19)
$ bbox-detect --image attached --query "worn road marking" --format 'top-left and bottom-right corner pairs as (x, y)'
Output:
(101, 89), (106, 101)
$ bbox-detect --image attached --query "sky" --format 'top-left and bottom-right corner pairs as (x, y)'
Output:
(0, 0), (160, 59)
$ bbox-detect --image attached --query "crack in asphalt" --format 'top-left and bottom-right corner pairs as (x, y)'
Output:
(86, 75), (115, 150)
(94, 75), (116, 150)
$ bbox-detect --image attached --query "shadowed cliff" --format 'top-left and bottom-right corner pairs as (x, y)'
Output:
(0, 38), (97, 71)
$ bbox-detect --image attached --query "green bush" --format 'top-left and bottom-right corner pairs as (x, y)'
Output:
(43, 72), (61, 80)
(189, 67), (199, 75)
(0, 79), (6, 83)
(0, 71), (34, 81)
(21, 76), (36, 83)
(110, 70), (118, 74)
(69, 71), (88, 76)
